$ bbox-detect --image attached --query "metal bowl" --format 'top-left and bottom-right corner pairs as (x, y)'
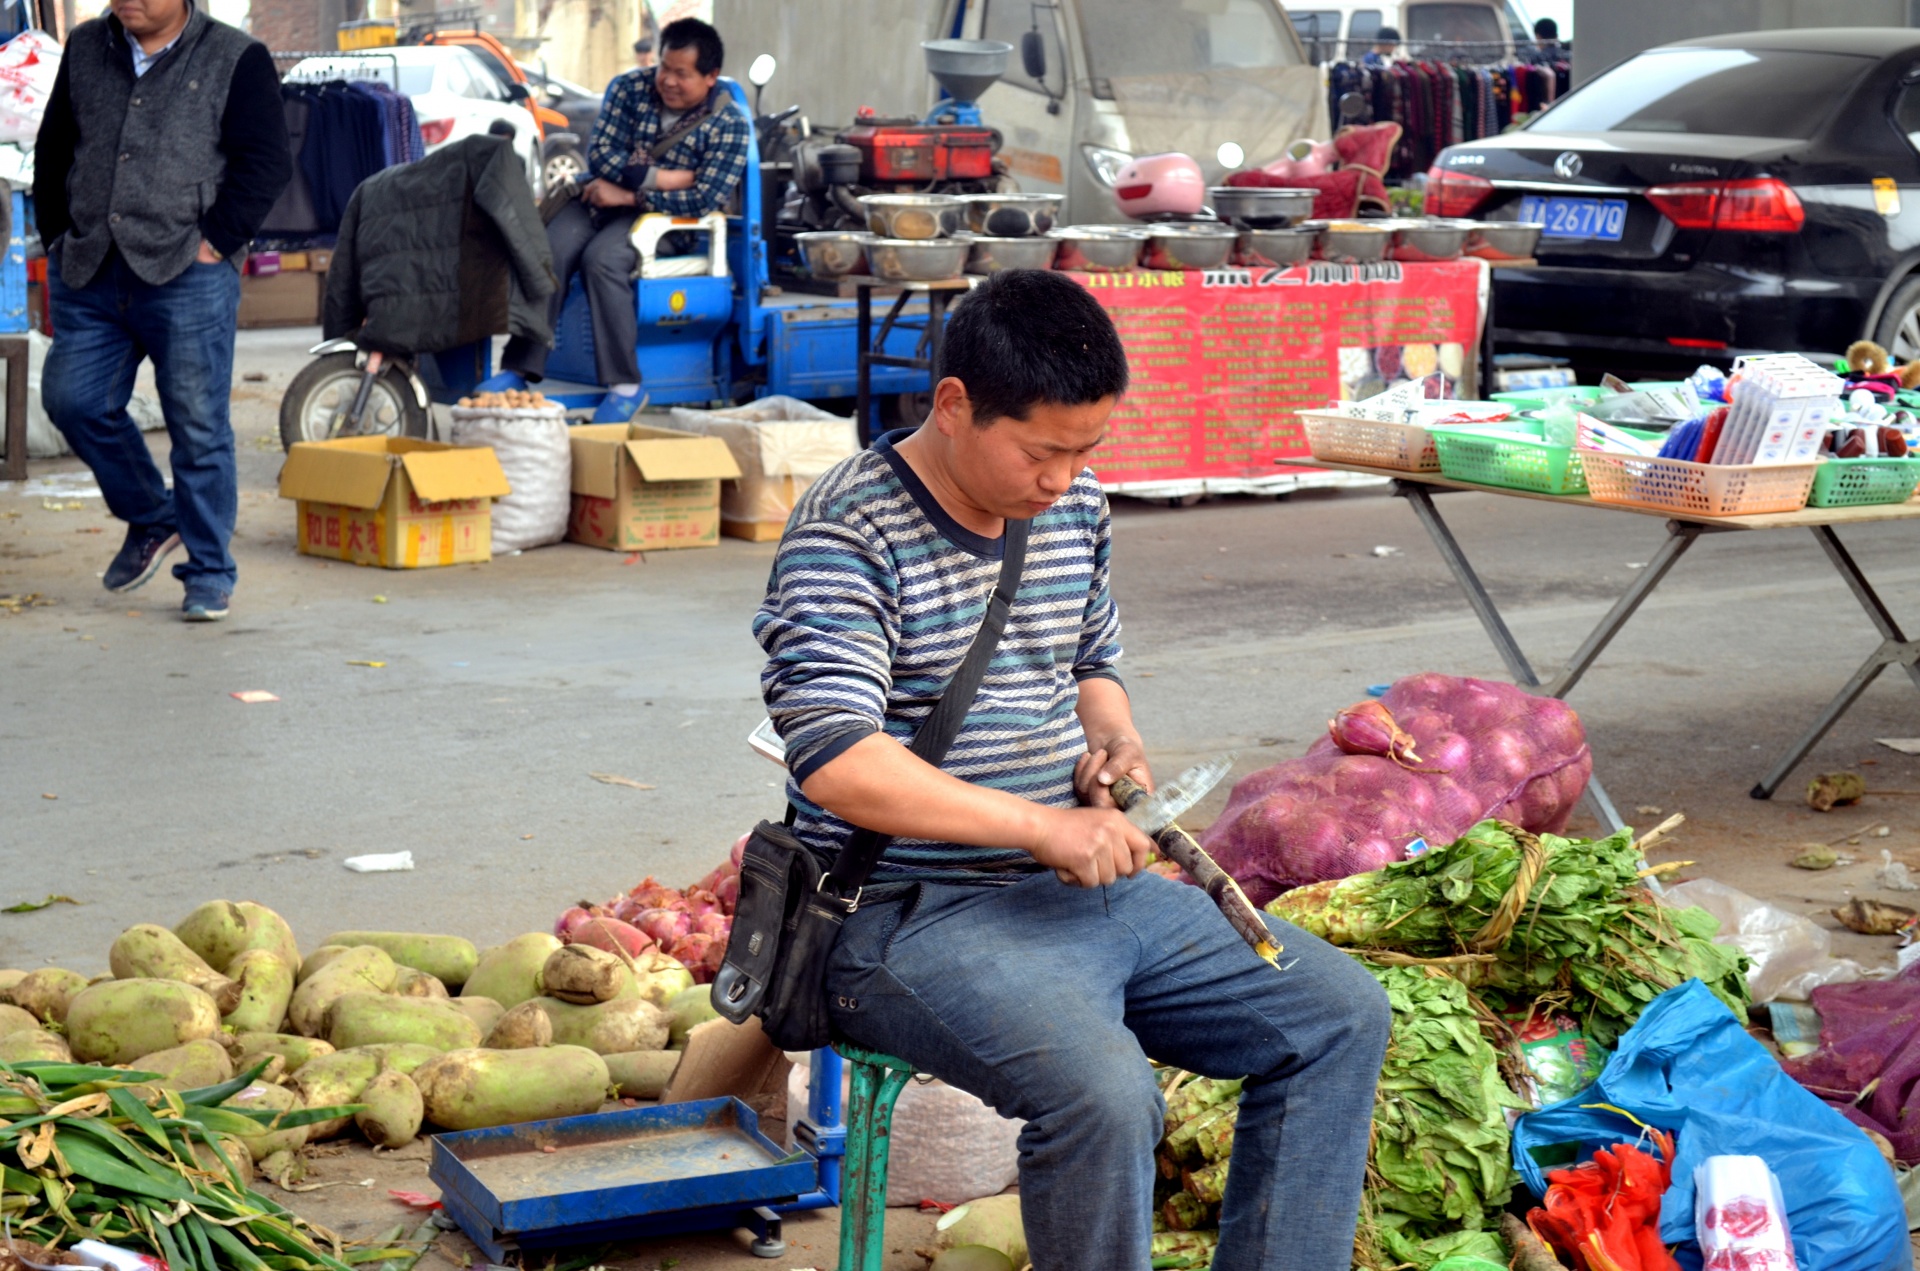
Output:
(1141, 223), (1238, 271)
(966, 235), (1059, 274)
(1234, 226), (1316, 268)
(861, 234), (971, 282)
(1304, 219), (1390, 264)
(1466, 221), (1545, 261)
(1389, 218), (1472, 262)
(794, 230), (867, 279)
(1048, 226), (1143, 272)
(959, 193), (1063, 238)
(1209, 185), (1316, 229)
(859, 194), (966, 241)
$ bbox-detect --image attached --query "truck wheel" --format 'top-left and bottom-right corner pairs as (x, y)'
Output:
(279, 353), (430, 451)
(878, 389), (934, 431)
(1873, 276), (1920, 364)
(543, 144), (587, 190)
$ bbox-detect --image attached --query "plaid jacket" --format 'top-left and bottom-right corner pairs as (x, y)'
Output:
(588, 67), (752, 218)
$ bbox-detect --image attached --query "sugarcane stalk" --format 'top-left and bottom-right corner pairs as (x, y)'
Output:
(1162, 1075), (1242, 1131)
(1161, 1190), (1213, 1232)
(1164, 1103), (1232, 1162)
(1194, 1106), (1237, 1163)
(1183, 1160), (1229, 1206)
(1111, 775), (1281, 966)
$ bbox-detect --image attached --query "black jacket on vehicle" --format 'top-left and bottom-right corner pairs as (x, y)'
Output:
(324, 135), (556, 355)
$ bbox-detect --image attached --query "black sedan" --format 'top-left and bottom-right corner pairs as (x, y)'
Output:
(1427, 29), (1920, 374)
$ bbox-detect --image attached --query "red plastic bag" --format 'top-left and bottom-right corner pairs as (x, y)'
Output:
(1529, 1131), (1681, 1271)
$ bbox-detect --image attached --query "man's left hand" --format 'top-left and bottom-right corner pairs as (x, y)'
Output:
(1074, 734), (1152, 810)
(196, 240), (222, 264)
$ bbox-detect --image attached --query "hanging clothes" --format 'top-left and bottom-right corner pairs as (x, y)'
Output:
(1324, 58), (1570, 178)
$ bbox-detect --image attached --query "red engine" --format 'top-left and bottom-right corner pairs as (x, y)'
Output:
(838, 112), (996, 187)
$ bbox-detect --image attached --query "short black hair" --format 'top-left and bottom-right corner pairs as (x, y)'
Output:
(1375, 25), (1400, 41)
(1534, 17), (1558, 39)
(941, 269), (1128, 426)
(632, 37), (651, 53)
(660, 17), (723, 74)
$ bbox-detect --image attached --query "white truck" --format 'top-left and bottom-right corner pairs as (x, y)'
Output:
(716, 0), (1326, 223)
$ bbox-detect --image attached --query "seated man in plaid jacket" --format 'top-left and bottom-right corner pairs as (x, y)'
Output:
(483, 17), (750, 420)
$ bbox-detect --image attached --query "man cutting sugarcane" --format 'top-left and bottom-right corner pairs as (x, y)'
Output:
(754, 269), (1388, 1271)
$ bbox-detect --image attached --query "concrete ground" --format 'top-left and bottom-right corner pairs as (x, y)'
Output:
(4, 326), (1920, 1268)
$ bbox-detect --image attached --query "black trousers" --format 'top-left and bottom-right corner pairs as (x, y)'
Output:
(503, 199), (640, 386)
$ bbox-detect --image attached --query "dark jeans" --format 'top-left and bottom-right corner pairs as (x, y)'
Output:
(826, 870), (1392, 1271)
(44, 252), (242, 592)
(502, 199), (639, 386)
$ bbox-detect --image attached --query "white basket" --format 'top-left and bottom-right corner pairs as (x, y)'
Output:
(1298, 408), (1440, 472)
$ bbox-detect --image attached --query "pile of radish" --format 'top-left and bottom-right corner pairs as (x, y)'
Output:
(1201, 674), (1593, 905)
(554, 837), (743, 984)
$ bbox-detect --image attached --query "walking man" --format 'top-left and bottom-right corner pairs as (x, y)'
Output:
(477, 17), (749, 420)
(757, 269), (1391, 1271)
(35, 0), (290, 621)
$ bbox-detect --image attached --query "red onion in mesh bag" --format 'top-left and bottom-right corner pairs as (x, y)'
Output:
(1327, 700), (1431, 768)
(635, 907), (692, 945)
(1202, 673), (1590, 903)
(554, 906), (596, 942)
(683, 887), (721, 920)
(730, 833), (749, 868)
(694, 910), (730, 938)
(713, 871), (740, 914)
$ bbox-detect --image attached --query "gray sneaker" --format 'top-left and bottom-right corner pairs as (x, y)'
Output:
(182, 588), (231, 622)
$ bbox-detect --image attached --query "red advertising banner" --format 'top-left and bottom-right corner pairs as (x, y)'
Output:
(1073, 260), (1487, 489)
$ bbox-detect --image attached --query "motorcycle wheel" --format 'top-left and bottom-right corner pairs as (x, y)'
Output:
(279, 352), (431, 451)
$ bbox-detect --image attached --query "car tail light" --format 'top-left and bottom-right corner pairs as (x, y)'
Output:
(1668, 336), (1728, 350)
(1645, 178), (1804, 232)
(419, 118), (456, 146)
(1425, 165), (1493, 218)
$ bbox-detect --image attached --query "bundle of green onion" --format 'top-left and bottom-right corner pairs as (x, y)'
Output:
(0, 1059), (400, 1271)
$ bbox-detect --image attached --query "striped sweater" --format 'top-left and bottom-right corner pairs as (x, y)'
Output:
(754, 429), (1124, 887)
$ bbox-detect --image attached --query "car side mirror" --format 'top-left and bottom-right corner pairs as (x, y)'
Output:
(1021, 29), (1047, 81)
(748, 54), (777, 87)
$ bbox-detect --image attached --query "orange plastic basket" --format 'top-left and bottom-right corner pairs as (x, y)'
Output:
(1299, 409), (1439, 472)
(1578, 450), (1815, 517)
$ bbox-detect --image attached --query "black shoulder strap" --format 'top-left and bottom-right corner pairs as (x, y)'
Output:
(825, 517), (1030, 897)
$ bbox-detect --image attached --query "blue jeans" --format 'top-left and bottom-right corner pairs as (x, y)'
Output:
(826, 871), (1391, 1271)
(44, 252), (243, 592)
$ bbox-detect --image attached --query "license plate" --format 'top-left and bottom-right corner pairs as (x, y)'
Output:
(1521, 195), (1628, 241)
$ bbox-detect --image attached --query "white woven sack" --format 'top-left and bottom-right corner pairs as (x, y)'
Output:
(787, 1052), (1022, 1206)
(448, 405), (570, 553)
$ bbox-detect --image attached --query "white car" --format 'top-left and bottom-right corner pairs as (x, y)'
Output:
(284, 46), (542, 192)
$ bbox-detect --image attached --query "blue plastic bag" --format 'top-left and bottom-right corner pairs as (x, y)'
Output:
(1512, 980), (1909, 1271)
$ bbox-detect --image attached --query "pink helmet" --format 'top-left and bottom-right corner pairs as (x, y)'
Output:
(1114, 152), (1205, 218)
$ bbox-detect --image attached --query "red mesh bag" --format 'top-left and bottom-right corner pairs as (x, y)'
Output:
(1200, 673), (1592, 905)
(1333, 122), (1402, 212)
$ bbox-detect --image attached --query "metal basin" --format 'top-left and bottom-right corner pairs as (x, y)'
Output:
(862, 235), (971, 282)
(1049, 226), (1143, 272)
(859, 194), (965, 240)
(1234, 226), (1316, 268)
(1390, 218), (1472, 262)
(1466, 221), (1545, 261)
(794, 230), (866, 279)
(1141, 223), (1237, 271)
(1304, 219), (1389, 264)
(966, 235), (1059, 274)
(960, 193), (1061, 238)
(1209, 186), (1316, 229)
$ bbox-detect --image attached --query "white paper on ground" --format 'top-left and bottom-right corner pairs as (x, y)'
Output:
(1877, 739), (1920, 756)
(343, 851), (414, 873)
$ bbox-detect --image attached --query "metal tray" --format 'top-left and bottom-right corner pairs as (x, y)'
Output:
(428, 1098), (814, 1259)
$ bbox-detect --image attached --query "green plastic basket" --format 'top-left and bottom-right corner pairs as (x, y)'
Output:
(1430, 421), (1659, 495)
(1488, 385), (1604, 413)
(1806, 456), (1920, 508)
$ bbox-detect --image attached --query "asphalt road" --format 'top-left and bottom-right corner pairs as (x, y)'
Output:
(3, 326), (1919, 974)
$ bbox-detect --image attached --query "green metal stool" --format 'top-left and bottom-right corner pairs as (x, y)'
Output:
(833, 1043), (917, 1271)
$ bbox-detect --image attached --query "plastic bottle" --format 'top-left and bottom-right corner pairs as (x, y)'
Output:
(1540, 397), (1578, 447)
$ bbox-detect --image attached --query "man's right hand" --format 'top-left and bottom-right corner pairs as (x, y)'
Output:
(1029, 805), (1154, 888)
(580, 178), (637, 209)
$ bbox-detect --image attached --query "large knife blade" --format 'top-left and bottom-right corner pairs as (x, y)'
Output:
(1112, 761), (1281, 968)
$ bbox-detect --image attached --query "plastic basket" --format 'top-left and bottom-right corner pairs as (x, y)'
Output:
(1299, 408), (1439, 472)
(1431, 423), (1592, 494)
(1806, 456), (1920, 508)
(1489, 385), (1604, 413)
(1580, 450), (1815, 517)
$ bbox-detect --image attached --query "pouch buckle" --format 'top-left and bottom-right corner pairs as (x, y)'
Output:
(817, 873), (863, 914)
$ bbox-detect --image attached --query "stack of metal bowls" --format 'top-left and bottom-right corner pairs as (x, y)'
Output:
(1209, 186), (1316, 230)
(1386, 218), (1474, 263)
(1464, 221), (1544, 262)
(958, 193), (1062, 274)
(857, 193), (973, 283)
(794, 230), (868, 281)
(1234, 226), (1317, 268)
(1048, 225), (1147, 273)
(1140, 222), (1238, 271)
(1302, 219), (1390, 264)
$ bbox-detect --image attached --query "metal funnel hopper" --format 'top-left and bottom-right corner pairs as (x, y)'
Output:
(922, 39), (1010, 104)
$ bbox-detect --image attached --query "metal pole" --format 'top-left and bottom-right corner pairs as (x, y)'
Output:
(1542, 521), (1702, 699)
(855, 285), (872, 448)
(1397, 482), (1541, 686)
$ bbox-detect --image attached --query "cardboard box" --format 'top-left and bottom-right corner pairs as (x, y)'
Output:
(238, 270), (321, 328)
(308, 248), (335, 273)
(278, 436), (510, 568)
(669, 400), (856, 542)
(280, 251), (311, 272)
(566, 423), (741, 551)
(245, 251), (281, 276)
